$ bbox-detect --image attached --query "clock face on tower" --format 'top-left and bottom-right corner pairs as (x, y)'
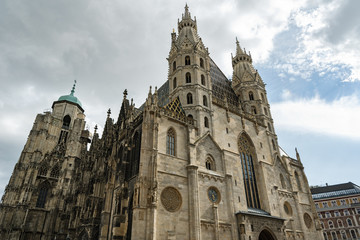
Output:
(208, 187), (220, 203)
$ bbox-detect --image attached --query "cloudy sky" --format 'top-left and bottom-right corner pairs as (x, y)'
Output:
(1, 0), (359, 197)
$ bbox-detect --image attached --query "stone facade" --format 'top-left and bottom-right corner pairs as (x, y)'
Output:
(0, 5), (323, 240)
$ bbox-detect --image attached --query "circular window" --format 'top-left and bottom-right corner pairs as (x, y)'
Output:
(284, 202), (293, 216)
(208, 187), (221, 204)
(160, 187), (182, 212)
(304, 213), (313, 229)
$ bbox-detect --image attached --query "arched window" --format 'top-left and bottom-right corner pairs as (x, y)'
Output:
(337, 219), (343, 227)
(173, 61), (176, 71)
(203, 95), (208, 106)
(264, 107), (268, 116)
(323, 233), (328, 240)
(341, 231), (346, 240)
(201, 74), (205, 85)
(200, 58), (204, 68)
(280, 174), (286, 189)
(328, 220), (334, 228)
(347, 218), (353, 226)
(187, 93), (193, 104)
(251, 106), (257, 114)
(188, 114), (193, 119)
(205, 157), (215, 171)
(185, 56), (190, 65)
(267, 123), (272, 132)
(204, 117), (209, 128)
(331, 232), (337, 240)
(166, 128), (175, 156)
(50, 165), (60, 178)
(239, 133), (261, 209)
(62, 115), (71, 129)
(38, 165), (48, 176)
(36, 182), (50, 208)
(351, 230), (357, 239)
(186, 72), (191, 83)
(173, 77), (177, 89)
(249, 92), (254, 101)
(261, 93), (265, 102)
(295, 171), (302, 191)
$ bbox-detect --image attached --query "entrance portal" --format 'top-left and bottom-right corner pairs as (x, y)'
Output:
(259, 229), (276, 240)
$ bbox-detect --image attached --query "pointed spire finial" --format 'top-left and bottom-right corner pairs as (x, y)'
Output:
(71, 80), (77, 95)
(123, 89), (128, 99)
(295, 147), (301, 161)
(94, 124), (98, 134)
(107, 108), (111, 118)
(235, 37), (244, 56)
(183, 3), (191, 19)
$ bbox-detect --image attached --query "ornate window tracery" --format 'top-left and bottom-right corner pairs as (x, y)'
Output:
(166, 128), (176, 156)
(38, 165), (48, 176)
(238, 133), (261, 209)
(50, 165), (60, 178)
(205, 157), (215, 171)
(36, 182), (50, 208)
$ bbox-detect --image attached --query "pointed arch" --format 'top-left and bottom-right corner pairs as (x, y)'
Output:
(205, 155), (216, 171)
(36, 181), (50, 208)
(259, 228), (277, 240)
(200, 58), (204, 68)
(185, 55), (190, 65)
(280, 174), (286, 189)
(166, 128), (176, 156)
(38, 164), (48, 176)
(50, 165), (60, 178)
(249, 91), (254, 101)
(173, 77), (177, 89)
(238, 132), (261, 209)
(186, 72), (191, 83)
(173, 61), (176, 72)
(203, 95), (208, 106)
(62, 115), (71, 129)
(204, 117), (209, 128)
(201, 74), (205, 85)
(187, 93), (193, 104)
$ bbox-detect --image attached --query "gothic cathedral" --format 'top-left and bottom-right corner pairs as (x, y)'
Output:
(0, 5), (323, 240)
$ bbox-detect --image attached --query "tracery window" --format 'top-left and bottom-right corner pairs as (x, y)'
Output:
(187, 93), (193, 104)
(186, 72), (191, 83)
(36, 182), (50, 208)
(203, 95), (208, 106)
(200, 58), (204, 68)
(173, 77), (177, 89)
(38, 165), (48, 176)
(166, 128), (176, 156)
(238, 133), (261, 209)
(50, 165), (60, 178)
(185, 56), (190, 65)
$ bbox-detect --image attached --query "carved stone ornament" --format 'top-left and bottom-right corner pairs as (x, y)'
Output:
(160, 186), (182, 212)
(303, 213), (312, 229)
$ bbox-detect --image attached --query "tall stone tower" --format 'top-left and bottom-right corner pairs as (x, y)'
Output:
(0, 5), (323, 240)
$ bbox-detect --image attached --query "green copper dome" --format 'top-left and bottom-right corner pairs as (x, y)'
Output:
(57, 81), (82, 107)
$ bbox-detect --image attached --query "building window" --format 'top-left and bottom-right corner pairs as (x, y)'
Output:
(166, 128), (176, 156)
(264, 107), (268, 116)
(344, 209), (350, 216)
(331, 231), (337, 240)
(173, 61), (176, 71)
(200, 58), (204, 68)
(272, 139), (276, 150)
(341, 199), (346, 205)
(315, 203), (319, 209)
(318, 213), (322, 218)
(321, 221), (324, 229)
(357, 208), (360, 214)
(328, 220), (334, 229)
(186, 72), (191, 83)
(205, 157), (215, 171)
(267, 123), (272, 132)
(261, 93), (265, 102)
(331, 200), (337, 206)
(203, 95), (208, 106)
(204, 117), (209, 128)
(295, 171), (302, 191)
(353, 197), (359, 203)
(173, 77), (177, 89)
(335, 211), (340, 217)
(62, 115), (71, 129)
(185, 56), (190, 65)
(187, 93), (193, 104)
(249, 91), (254, 100)
(239, 133), (261, 209)
(201, 74), (205, 85)
(38, 165), (48, 176)
(347, 218), (353, 227)
(326, 212), (331, 218)
(50, 165), (60, 178)
(341, 231), (347, 240)
(324, 233), (328, 240)
(323, 202), (329, 208)
(36, 182), (50, 208)
(251, 106), (257, 114)
(337, 219), (343, 227)
(351, 230), (357, 239)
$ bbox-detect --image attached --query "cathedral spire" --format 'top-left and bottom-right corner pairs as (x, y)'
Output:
(183, 3), (191, 19)
(236, 37), (244, 56)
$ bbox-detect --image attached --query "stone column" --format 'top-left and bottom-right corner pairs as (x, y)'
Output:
(187, 165), (200, 240)
(213, 205), (219, 240)
(225, 174), (238, 240)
